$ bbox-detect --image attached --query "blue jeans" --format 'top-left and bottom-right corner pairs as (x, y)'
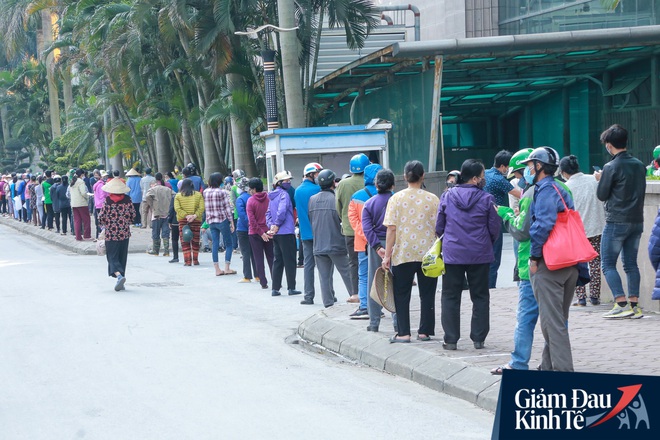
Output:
(210, 220), (233, 263)
(489, 224), (504, 288)
(357, 251), (368, 309)
(509, 280), (538, 370)
(601, 222), (643, 300)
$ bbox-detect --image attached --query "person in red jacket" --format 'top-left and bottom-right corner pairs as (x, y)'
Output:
(246, 178), (273, 290)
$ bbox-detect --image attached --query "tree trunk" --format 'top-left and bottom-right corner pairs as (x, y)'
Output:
(109, 105), (124, 175)
(155, 127), (174, 174)
(197, 89), (221, 178)
(42, 10), (61, 140)
(1, 105), (10, 144)
(277, 0), (305, 128)
(61, 63), (74, 127)
(227, 73), (258, 177)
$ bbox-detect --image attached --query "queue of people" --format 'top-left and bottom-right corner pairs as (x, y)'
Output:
(2, 123), (653, 374)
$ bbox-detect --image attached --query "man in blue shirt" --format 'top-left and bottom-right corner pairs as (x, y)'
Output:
(294, 162), (323, 305)
(526, 147), (579, 372)
(484, 150), (521, 288)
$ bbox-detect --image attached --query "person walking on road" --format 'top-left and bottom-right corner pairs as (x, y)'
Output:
(98, 178), (136, 291)
(383, 160), (440, 344)
(595, 124), (647, 319)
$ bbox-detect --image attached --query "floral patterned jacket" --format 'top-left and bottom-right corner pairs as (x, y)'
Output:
(98, 195), (136, 241)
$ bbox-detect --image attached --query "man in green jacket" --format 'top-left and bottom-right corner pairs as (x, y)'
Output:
(335, 153), (369, 303)
(42, 170), (54, 230)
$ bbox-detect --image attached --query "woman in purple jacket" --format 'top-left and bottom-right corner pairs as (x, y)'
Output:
(435, 159), (501, 350)
(266, 171), (301, 297)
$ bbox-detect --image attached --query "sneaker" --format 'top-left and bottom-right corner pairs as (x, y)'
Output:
(272, 290), (281, 297)
(366, 325), (379, 332)
(114, 275), (126, 292)
(590, 298), (601, 306)
(630, 306), (643, 319)
(349, 308), (369, 319)
(169, 258), (179, 263)
(238, 278), (251, 283)
(572, 298), (586, 307)
(288, 289), (302, 296)
(602, 303), (634, 318)
(254, 277), (260, 282)
(300, 299), (314, 305)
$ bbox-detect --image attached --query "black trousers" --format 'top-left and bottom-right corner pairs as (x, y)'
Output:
(441, 263), (490, 345)
(392, 261), (438, 337)
(106, 239), (129, 277)
(60, 207), (71, 233)
(170, 222), (179, 259)
(345, 235), (359, 296)
(132, 202), (141, 225)
(237, 230), (256, 279)
(53, 210), (61, 231)
(43, 203), (53, 229)
(272, 234), (297, 291)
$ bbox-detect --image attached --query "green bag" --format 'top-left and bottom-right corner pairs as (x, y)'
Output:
(421, 238), (445, 278)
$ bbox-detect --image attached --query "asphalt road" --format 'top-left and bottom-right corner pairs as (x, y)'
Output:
(0, 226), (494, 439)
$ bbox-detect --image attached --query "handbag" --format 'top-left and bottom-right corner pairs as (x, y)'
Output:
(96, 229), (106, 256)
(542, 185), (598, 270)
(421, 238), (445, 278)
(369, 267), (396, 313)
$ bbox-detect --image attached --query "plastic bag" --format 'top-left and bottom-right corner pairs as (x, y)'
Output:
(96, 229), (106, 256)
(421, 238), (445, 278)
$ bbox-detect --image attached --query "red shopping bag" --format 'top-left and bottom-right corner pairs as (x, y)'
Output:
(542, 185), (598, 270)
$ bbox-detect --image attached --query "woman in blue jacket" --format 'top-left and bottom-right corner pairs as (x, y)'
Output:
(649, 208), (660, 301)
(435, 159), (501, 350)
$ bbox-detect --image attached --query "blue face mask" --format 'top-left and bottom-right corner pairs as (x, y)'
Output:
(524, 167), (534, 185)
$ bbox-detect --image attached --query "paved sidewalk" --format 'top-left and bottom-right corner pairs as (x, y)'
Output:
(0, 215), (154, 255)
(298, 286), (660, 412)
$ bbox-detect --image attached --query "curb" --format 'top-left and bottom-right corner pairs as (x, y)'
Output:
(298, 312), (501, 412)
(0, 217), (149, 255)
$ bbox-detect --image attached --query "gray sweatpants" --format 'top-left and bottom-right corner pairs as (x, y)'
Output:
(302, 240), (315, 301)
(531, 259), (579, 372)
(315, 253), (353, 307)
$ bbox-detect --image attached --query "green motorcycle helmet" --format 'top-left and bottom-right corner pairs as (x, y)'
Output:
(653, 145), (660, 160)
(507, 148), (535, 178)
(182, 225), (193, 243)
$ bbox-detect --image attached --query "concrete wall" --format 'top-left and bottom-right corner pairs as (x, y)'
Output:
(465, 0), (499, 37)
(372, 0), (467, 40)
(599, 181), (660, 312)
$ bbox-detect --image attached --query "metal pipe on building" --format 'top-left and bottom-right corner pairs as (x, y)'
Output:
(373, 4), (421, 41)
(429, 56), (444, 172)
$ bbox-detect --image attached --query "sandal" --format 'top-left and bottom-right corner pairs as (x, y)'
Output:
(416, 334), (431, 341)
(224, 269), (237, 275)
(216, 270), (225, 276)
(490, 365), (513, 375)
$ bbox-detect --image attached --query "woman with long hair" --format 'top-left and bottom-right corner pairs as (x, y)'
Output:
(70, 169), (92, 240)
(382, 160), (440, 343)
(204, 172), (236, 276)
(98, 178), (136, 291)
(436, 159), (501, 350)
(174, 178), (205, 266)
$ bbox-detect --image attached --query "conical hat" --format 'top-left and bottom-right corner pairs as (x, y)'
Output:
(102, 178), (130, 194)
(125, 168), (140, 177)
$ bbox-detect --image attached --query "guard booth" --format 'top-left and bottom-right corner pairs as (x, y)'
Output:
(260, 119), (392, 186)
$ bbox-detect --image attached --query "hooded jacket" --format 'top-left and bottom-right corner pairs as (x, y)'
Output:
(309, 189), (346, 255)
(348, 164), (382, 252)
(435, 184), (501, 265)
(266, 186), (295, 235)
(246, 191), (269, 236)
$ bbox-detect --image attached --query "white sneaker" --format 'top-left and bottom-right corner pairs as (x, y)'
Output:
(602, 303), (633, 319)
